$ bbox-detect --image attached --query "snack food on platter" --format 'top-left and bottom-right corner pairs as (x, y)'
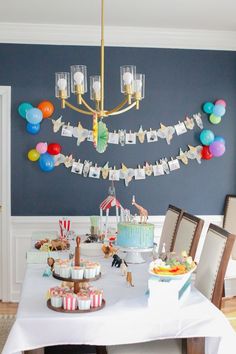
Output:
(149, 251), (196, 277)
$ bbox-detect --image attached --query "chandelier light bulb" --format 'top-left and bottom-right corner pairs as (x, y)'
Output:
(134, 79), (142, 92)
(123, 72), (133, 85)
(93, 80), (101, 94)
(57, 78), (67, 91)
(74, 71), (84, 85)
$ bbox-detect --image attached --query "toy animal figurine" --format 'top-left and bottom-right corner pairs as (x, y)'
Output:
(126, 271), (134, 287)
(132, 196), (148, 223)
(112, 254), (122, 267)
(50, 239), (70, 251)
(102, 244), (117, 258)
(111, 254), (128, 268)
(120, 259), (128, 276)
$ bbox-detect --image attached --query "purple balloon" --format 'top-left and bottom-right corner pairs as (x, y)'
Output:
(209, 141), (225, 157)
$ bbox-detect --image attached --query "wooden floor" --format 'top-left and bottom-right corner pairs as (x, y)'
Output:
(1, 297), (236, 330)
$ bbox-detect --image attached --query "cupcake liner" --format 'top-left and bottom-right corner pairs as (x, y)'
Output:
(51, 296), (63, 308)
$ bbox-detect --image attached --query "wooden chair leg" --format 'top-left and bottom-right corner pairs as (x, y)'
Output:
(96, 346), (107, 354)
(186, 338), (205, 354)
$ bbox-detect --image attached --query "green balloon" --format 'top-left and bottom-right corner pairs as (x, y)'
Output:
(209, 114), (221, 125)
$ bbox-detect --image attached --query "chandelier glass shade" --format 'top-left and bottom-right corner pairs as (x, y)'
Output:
(55, 0), (145, 121)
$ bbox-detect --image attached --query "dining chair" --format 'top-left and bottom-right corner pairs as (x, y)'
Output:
(105, 223), (235, 354)
(157, 205), (184, 254)
(222, 195), (236, 297)
(171, 212), (204, 259)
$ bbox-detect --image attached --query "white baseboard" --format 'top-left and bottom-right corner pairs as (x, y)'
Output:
(9, 215), (223, 302)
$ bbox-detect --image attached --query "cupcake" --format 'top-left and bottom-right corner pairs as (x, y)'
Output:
(63, 293), (78, 311)
(51, 295), (63, 308)
(78, 295), (91, 310)
(59, 265), (71, 278)
(94, 262), (101, 276)
(71, 266), (84, 280)
(90, 289), (103, 308)
(84, 266), (96, 279)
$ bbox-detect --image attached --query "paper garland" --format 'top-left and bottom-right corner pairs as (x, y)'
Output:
(52, 112), (204, 147)
(51, 144), (203, 187)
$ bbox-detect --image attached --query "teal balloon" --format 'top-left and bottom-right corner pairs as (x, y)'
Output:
(18, 102), (33, 119)
(209, 114), (221, 125)
(213, 104), (226, 117)
(39, 153), (54, 172)
(203, 102), (214, 114)
(214, 136), (225, 145)
(26, 122), (40, 135)
(26, 108), (43, 124)
(200, 129), (215, 146)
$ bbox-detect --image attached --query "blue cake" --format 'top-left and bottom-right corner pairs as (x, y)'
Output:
(117, 222), (154, 249)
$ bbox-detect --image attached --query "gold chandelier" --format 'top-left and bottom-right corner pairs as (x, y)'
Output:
(55, 0), (145, 120)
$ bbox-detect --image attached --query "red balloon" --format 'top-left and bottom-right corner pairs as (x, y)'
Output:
(201, 145), (213, 160)
(38, 101), (54, 118)
(47, 143), (61, 155)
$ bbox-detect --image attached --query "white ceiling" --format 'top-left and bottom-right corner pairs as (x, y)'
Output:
(1, 0), (236, 31)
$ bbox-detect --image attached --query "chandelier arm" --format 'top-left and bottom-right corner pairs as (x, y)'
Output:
(64, 100), (94, 116)
(108, 101), (137, 116)
(105, 97), (129, 116)
(81, 97), (97, 113)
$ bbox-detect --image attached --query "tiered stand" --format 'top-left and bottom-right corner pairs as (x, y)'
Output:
(47, 236), (105, 313)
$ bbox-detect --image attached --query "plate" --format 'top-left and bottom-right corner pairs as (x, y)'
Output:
(149, 264), (197, 280)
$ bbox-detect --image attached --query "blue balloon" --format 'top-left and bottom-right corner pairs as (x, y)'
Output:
(213, 104), (226, 117)
(39, 153), (54, 172)
(202, 102), (214, 114)
(18, 102), (33, 119)
(214, 136), (225, 145)
(200, 129), (215, 146)
(26, 122), (40, 135)
(26, 108), (43, 124)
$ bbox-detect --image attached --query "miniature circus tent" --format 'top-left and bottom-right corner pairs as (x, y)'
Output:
(99, 195), (123, 237)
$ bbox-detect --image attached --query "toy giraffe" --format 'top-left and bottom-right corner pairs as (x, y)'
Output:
(132, 195), (148, 223)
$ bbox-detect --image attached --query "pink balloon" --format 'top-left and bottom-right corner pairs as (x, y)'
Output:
(215, 99), (226, 107)
(36, 142), (48, 154)
(209, 141), (225, 157)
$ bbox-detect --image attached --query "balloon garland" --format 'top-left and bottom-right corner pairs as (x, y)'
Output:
(19, 99), (227, 186)
(18, 100), (54, 135)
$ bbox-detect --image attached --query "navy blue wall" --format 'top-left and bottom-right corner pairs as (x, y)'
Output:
(1, 43), (236, 215)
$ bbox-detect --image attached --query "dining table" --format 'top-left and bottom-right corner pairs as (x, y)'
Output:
(2, 251), (236, 354)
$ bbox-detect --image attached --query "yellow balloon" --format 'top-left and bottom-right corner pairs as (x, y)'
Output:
(28, 149), (40, 162)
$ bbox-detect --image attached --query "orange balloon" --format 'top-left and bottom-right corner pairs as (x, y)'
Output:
(38, 101), (54, 118)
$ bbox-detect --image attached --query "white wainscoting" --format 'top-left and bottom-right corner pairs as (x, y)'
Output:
(10, 215), (223, 302)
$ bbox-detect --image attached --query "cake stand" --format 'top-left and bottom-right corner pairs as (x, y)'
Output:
(119, 246), (153, 264)
(47, 236), (105, 313)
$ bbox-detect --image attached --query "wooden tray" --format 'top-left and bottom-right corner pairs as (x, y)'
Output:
(47, 299), (105, 313)
(52, 271), (101, 282)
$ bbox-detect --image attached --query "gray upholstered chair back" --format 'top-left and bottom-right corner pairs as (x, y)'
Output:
(173, 212), (204, 258)
(195, 223), (235, 308)
(158, 205), (183, 254)
(223, 195), (236, 260)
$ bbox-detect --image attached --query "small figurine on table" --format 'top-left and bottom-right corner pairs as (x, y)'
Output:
(126, 271), (134, 287)
(120, 259), (128, 276)
(111, 255), (128, 268)
(132, 196), (148, 223)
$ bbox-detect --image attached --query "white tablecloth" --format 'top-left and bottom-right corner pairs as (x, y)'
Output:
(3, 255), (236, 354)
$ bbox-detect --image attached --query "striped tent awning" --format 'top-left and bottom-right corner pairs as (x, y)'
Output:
(100, 195), (122, 210)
